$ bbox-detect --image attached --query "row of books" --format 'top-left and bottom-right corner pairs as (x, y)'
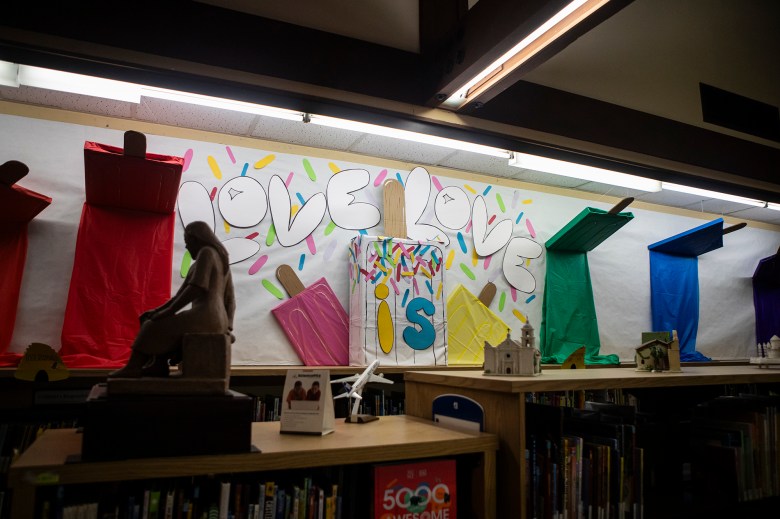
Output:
(526, 401), (643, 519)
(38, 475), (343, 519)
(691, 393), (780, 504)
(526, 389), (639, 410)
(246, 390), (405, 423)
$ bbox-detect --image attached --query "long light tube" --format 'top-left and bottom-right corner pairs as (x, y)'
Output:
(509, 152), (662, 192)
(307, 113), (511, 158)
(18, 65), (143, 103)
(141, 87), (304, 121)
(767, 203), (780, 212)
(661, 182), (766, 207)
(441, 0), (609, 110)
(0, 61), (19, 87)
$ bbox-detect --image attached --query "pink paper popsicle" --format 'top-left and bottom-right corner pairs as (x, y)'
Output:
(272, 266), (349, 365)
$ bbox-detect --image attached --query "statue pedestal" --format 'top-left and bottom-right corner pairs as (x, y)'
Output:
(81, 383), (254, 461)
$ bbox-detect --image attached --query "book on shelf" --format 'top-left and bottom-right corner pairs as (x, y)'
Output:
(373, 459), (456, 519)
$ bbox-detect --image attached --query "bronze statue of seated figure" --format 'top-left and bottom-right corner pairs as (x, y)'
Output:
(109, 221), (235, 378)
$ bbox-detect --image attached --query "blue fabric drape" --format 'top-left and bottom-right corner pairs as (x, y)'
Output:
(647, 219), (724, 362)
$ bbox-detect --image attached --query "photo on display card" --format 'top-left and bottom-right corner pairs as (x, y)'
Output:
(279, 370), (335, 435)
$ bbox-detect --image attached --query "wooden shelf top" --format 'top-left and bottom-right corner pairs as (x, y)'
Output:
(405, 365), (780, 393)
(0, 365), (483, 379)
(8, 415), (496, 487)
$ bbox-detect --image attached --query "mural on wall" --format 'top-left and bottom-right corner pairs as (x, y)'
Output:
(172, 145), (544, 365)
(3, 114), (776, 365)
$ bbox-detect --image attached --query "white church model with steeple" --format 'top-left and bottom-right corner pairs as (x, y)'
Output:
(483, 323), (542, 376)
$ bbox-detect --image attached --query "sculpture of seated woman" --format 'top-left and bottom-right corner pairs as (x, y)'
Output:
(109, 221), (235, 378)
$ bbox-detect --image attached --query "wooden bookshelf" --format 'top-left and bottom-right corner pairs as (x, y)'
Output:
(404, 366), (780, 519)
(8, 415), (497, 518)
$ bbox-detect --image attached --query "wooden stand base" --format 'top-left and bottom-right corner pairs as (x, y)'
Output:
(345, 414), (379, 424)
(82, 384), (253, 461)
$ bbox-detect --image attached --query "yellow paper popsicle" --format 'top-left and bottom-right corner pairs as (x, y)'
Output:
(446, 284), (510, 365)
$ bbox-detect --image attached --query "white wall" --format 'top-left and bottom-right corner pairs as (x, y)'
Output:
(3, 113), (777, 363)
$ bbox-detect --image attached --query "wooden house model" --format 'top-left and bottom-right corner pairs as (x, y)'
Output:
(635, 330), (681, 372)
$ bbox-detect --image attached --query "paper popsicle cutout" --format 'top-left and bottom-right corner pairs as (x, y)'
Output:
(447, 282), (509, 365)
(272, 265), (349, 366)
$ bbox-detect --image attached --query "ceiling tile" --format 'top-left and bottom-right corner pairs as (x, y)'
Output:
(728, 206), (780, 225)
(437, 152), (518, 179)
(347, 133), (454, 164)
(0, 86), (136, 119)
(137, 98), (256, 136)
(250, 117), (362, 150)
(681, 198), (759, 215)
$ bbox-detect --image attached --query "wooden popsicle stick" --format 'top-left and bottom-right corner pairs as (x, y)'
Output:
(477, 282), (497, 307)
(0, 160), (29, 186)
(124, 130), (147, 158)
(383, 179), (406, 238)
(723, 222), (746, 235)
(276, 265), (306, 297)
(608, 197), (634, 215)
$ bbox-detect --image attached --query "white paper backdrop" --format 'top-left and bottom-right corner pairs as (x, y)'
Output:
(3, 113), (778, 362)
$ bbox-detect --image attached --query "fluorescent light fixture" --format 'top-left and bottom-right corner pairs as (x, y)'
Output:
(767, 202), (780, 211)
(0, 60), (19, 87)
(441, 0), (608, 110)
(661, 183), (766, 207)
(141, 87), (304, 121)
(509, 151), (662, 192)
(307, 113), (511, 158)
(18, 65), (142, 103)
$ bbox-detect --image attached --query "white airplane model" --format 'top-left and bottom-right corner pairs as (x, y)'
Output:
(331, 360), (393, 420)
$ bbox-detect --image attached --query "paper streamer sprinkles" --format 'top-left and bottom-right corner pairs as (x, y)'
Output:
(303, 158), (317, 181)
(262, 279), (285, 300)
(460, 263), (476, 280)
(323, 240), (338, 261)
(183, 149), (193, 172)
(374, 169), (387, 187)
(496, 193), (505, 213)
(254, 154), (275, 169)
(305, 235), (317, 255)
(226, 146), (236, 164)
(457, 232), (467, 254)
(266, 225), (276, 246)
(526, 218), (536, 238)
(248, 255), (268, 275)
(324, 221), (337, 236)
(431, 176), (443, 191)
(298, 254), (306, 271)
(180, 250), (192, 278)
(512, 309), (527, 323)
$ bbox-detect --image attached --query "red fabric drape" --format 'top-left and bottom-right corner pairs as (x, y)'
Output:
(59, 206), (176, 367)
(58, 141), (183, 368)
(0, 225), (27, 364)
(0, 167), (51, 365)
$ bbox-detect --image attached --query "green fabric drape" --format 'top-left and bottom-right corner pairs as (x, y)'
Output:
(540, 207), (633, 365)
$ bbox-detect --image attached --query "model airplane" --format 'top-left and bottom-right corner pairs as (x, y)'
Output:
(331, 360), (393, 421)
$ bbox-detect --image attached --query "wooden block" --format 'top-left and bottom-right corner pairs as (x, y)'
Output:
(82, 384), (252, 461)
(181, 333), (231, 380)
